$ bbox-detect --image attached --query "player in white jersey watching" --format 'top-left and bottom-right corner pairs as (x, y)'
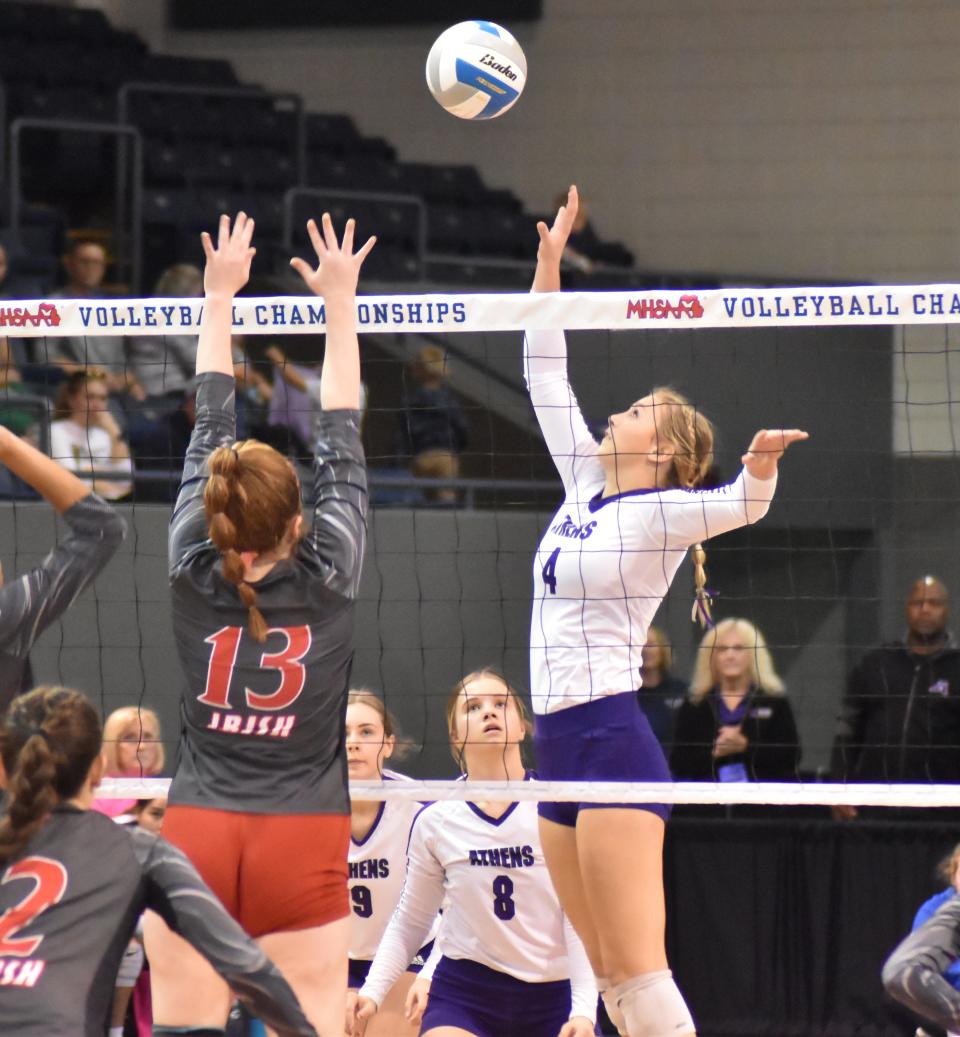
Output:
(345, 689), (437, 1037)
(351, 669), (597, 1037)
(525, 186), (808, 1037)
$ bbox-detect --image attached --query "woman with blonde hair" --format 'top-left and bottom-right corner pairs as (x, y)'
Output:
(670, 618), (800, 783)
(91, 706), (164, 822)
(523, 186), (807, 1037)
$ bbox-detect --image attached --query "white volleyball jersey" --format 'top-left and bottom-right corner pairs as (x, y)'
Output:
(348, 796), (437, 961)
(524, 329), (777, 715)
(359, 795), (596, 1022)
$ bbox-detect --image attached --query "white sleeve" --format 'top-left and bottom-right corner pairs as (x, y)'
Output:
(417, 936), (443, 984)
(657, 467), (777, 549)
(563, 915), (598, 1024)
(359, 820), (446, 1007)
(523, 329), (600, 496)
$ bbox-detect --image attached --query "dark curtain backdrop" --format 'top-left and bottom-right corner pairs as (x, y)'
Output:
(664, 816), (960, 1036)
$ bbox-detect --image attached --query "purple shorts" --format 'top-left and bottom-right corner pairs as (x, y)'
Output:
(347, 940), (434, 989)
(534, 691), (672, 825)
(420, 956), (573, 1037)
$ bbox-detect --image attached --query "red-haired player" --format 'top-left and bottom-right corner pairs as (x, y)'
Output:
(145, 211), (374, 1037)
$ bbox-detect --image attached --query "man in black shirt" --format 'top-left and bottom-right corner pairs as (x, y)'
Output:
(832, 577), (960, 813)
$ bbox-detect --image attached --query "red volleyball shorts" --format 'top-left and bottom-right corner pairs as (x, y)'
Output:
(162, 805), (350, 937)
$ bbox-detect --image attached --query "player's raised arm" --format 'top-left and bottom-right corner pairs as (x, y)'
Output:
(290, 213), (375, 411)
(523, 186), (599, 495)
(169, 214), (254, 573)
(196, 212), (255, 377)
(0, 429), (125, 707)
(291, 214), (373, 599)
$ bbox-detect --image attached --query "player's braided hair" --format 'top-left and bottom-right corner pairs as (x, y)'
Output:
(0, 687), (102, 867)
(651, 387), (717, 628)
(204, 440), (302, 643)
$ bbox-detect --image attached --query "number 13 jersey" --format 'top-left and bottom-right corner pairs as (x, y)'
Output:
(167, 373), (368, 815)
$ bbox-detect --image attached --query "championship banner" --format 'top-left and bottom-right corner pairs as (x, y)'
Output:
(2, 284), (960, 336)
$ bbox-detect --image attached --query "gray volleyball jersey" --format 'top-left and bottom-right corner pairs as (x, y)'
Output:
(0, 807), (318, 1037)
(167, 373), (367, 814)
(0, 493), (125, 713)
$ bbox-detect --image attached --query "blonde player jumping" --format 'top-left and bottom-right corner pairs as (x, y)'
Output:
(525, 186), (807, 1037)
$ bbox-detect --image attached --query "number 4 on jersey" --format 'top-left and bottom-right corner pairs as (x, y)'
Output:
(541, 547), (560, 595)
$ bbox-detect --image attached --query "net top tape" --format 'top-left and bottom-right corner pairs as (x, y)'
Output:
(97, 778), (960, 807)
(2, 284), (959, 336)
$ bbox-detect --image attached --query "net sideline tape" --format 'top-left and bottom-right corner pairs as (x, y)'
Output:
(2, 284), (959, 336)
(97, 778), (960, 807)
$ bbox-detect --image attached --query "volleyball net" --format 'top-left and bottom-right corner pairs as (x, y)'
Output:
(2, 282), (958, 809)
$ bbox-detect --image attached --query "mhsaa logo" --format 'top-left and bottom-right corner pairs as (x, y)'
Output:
(626, 295), (704, 320)
(0, 303), (61, 328)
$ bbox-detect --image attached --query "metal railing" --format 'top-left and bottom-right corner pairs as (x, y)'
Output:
(282, 186), (427, 279)
(8, 118), (143, 290)
(118, 82), (306, 186)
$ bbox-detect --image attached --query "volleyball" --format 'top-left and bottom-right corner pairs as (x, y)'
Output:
(425, 20), (527, 121)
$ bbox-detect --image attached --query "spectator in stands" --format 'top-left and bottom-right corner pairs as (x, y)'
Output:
(395, 344), (469, 504)
(126, 263), (204, 466)
(671, 617), (801, 783)
(0, 338), (39, 441)
(129, 263), (201, 401)
(832, 576), (960, 800)
(47, 238), (145, 404)
(93, 705), (165, 821)
(638, 626), (687, 750)
(50, 369), (134, 500)
(264, 343), (368, 457)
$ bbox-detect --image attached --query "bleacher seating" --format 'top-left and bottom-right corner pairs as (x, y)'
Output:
(0, 0), (637, 291)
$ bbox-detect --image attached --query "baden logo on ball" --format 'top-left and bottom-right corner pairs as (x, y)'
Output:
(425, 20), (527, 121)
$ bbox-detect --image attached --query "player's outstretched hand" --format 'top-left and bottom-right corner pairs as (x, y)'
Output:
(535, 184), (579, 271)
(742, 428), (809, 481)
(557, 1015), (597, 1037)
(290, 213), (376, 303)
(349, 994), (378, 1037)
(200, 212), (256, 299)
(404, 976), (431, 1026)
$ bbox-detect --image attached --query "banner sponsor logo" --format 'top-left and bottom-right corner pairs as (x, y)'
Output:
(626, 295), (704, 320)
(0, 302), (60, 328)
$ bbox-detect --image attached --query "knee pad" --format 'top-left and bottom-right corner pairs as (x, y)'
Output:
(612, 970), (695, 1037)
(600, 988), (629, 1035)
(115, 939), (144, 986)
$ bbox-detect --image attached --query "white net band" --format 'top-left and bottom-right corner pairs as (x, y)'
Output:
(96, 778), (960, 807)
(1, 284), (959, 335)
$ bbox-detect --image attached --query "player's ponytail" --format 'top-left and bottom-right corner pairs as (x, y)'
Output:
(205, 441), (302, 644)
(0, 687), (102, 867)
(650, 388), (718, 628)
(690, 543), (714, 629)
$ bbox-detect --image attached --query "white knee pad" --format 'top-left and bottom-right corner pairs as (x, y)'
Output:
(115, 938), (144, 986)
(597, 976), (628, 1036)
(612, 970), (695, 1037)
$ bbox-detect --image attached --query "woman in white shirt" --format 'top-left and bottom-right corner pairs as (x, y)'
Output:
(50, 370), (133, 500)
(352, 669), (596, 1037)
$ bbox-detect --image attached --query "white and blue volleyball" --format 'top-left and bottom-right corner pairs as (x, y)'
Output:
(425, 20), (526, 121)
